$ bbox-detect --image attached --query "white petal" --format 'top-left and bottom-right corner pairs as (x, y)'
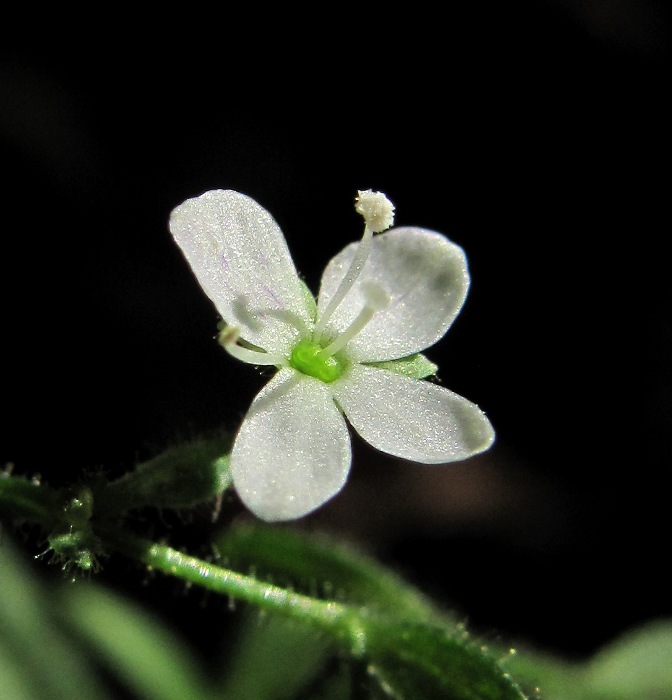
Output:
(334, 364), (494, 463)
(317, 227), (469, 362)
(169, 190), (312, 354)
(231, 368), (351, 521)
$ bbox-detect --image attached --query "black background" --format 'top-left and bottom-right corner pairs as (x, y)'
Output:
(2, 1), (670, 663)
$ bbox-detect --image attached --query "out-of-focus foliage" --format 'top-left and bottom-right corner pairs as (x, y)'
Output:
(2, 529), (672, 700)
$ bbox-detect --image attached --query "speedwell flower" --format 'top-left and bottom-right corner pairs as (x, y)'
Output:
(169, 189), (494, 521)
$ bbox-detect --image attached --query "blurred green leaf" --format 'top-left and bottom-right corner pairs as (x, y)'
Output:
(584, 618), (672, 699)
(1, 535), (217, 700)
(217, 611), (336, 700)
(0, 472), (59, 524)
(0, 640), (41, 700)
(498, 618), (672, 700)
(488, 645), (574, 699)
(57, 582), (215, 700)
(0, 536), (113, 700)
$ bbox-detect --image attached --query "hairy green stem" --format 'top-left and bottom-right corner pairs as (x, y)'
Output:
(103, 529), (366, 654)
(0, 472), (365, 654)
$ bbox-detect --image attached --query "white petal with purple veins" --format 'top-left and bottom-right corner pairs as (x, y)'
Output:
(170, 190), (312, 354)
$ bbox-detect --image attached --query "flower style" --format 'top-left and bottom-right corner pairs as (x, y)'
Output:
(169, 189), (494, 521)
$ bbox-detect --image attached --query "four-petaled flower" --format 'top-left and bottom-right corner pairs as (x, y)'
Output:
(169, 189), (494, 521)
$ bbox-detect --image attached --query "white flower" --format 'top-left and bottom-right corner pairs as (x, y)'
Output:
(169, 189), (495, 522)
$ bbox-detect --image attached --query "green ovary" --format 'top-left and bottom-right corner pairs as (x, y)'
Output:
(290, 339), (345, 383)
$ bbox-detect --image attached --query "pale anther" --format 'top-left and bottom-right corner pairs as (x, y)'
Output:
(218, 325), (241, 346)
(355, 190), (395, 233)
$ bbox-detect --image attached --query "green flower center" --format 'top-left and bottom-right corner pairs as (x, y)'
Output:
(290, 339), (345, 383)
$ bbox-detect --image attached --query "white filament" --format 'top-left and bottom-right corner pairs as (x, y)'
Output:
(219, 327), (288, 366)
(313, 225), (373, 342)
(318, 283), (390, 358)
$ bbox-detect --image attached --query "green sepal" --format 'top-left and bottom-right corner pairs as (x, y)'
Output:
(96, 433), (232, 516)
(48, 528), (103, 572)
(0, 476), (104, 573)
(366, 353), (438, 379)
(46, 486), (104, 572)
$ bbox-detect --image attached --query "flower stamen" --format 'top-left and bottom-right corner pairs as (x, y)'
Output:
(317, 282), (390, 358)
(313, 225), (373, 342)
(313, 190), (394, 343)
(219, 326), (288, 367)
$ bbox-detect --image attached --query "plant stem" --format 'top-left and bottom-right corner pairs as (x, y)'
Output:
(0, 471), (367, 654)
(103, 528), (366, 653)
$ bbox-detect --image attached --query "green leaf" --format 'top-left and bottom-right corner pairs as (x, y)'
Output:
(1, 534), (219, 700)
(0, 472), (59, 525)
(583, 619), (672, 699)
(217, 611), (335, 700)
(366, 353), (438, 379)
(494, 618), (672, 700)
(489, 645), (574, 700)
(0, 537), (113, 700)
(363, 618), (527, 700)
(57, 582), (215, 700)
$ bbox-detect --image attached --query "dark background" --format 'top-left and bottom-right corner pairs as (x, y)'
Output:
(2, 1), (670, 663)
